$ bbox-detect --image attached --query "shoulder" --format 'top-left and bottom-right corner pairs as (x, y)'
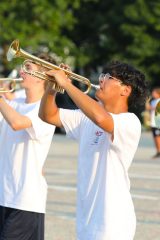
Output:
(111, 112), (140, 122)
(111, 112), (141, 131)
(111, 112), (141, 146)
(60, 108), (85, 119)
(7, 97), (25, 107)
(126, 112), (141, 124)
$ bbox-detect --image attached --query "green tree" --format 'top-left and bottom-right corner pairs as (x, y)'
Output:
(65, 0), (136, 77)
(69, 0), (160, 86)
(121, 0), (160, 86)
(0, 0), (159, 88)
(0, 0), (80, 74)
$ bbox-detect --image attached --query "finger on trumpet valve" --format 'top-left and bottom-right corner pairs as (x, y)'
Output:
(59, 87), (65, 94)
(51, 82), (56, 90)
(50, 82), (64, 94)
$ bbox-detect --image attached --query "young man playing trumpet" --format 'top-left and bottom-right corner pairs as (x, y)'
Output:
(39, 61), (149, 240)
(0, 54), (56, 240)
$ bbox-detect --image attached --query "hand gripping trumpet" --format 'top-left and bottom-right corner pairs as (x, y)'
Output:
(0, 78), (23, 93)
(7, 39), (99, 94)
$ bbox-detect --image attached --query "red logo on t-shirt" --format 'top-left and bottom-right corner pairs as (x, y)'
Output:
(92, 131), (103, 145)
(95, 131), (103, 136)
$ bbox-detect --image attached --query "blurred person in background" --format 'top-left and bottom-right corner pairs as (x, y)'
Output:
(0, 53), (56, 240)
(145, 87), (160, 158)
(39, 60), (149, 240)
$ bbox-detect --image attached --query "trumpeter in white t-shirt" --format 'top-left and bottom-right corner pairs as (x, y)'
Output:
(39, 60), (149, 240)
(0, 53), (56, 240)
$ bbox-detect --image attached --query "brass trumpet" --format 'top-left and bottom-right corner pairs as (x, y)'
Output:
(7, 39), (99, 94)
(0, 78), (23, 93)
(155, 100), (160, 128)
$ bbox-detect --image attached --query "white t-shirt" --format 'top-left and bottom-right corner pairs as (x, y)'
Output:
(14, 89), (26, 99)
(0, 98), (56, 213)
(60, 109), (141, 240)
(150, 98), (160, 127)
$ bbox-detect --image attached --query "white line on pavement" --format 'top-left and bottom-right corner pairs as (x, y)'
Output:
(48, 184), (159, 200)
(129, 174), (160, 180)
(132, 194), (158, 201)
(49, 185), (76, 191)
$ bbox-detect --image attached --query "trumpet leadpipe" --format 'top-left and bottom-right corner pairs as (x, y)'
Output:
(0, 78), (23, 82)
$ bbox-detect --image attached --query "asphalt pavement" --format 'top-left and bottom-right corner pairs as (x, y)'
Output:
(44, 130), (160, 240)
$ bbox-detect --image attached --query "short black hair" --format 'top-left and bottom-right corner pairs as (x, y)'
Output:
(103, 61), (150, 111)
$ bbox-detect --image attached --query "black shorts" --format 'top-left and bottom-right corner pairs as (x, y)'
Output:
(0, 206), (44, 240)
(151, 127), (160, 137)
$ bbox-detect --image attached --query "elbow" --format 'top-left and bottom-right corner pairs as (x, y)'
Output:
(38, 112), (48, 123)
(10, 121), (22, 131)
(93, 113), (114, 133)
(38, 111), (54, 125)
(39, 107), (60, 126)
(94, 114), (106, 126)
(38, 107), (49, 122)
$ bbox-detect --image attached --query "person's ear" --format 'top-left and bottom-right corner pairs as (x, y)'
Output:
(121, 85), (132, 97)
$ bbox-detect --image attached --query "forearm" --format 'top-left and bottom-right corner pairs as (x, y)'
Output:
(65, 82), (111, 126)
(0, 97), (31, 130)
(39, 83), (62, 127)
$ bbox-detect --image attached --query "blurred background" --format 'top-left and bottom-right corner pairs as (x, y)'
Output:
(0, 0), (160, 87)
(0, 0), (160, 124)
(0, 1), (160, 239)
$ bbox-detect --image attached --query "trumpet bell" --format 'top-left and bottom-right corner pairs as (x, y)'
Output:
(7, 39), (20, 61)
(155, 100), (160, 128)
(0, 78), (23, 93)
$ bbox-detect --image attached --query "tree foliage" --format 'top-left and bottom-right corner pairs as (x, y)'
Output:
(69, 0), (160, 85)
(0, 0), (159, 86)
(0, 0), (80, 73)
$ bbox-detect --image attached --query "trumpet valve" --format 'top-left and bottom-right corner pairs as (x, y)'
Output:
(51, 82), (65, 94)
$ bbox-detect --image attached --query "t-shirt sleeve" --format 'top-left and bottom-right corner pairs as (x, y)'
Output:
(25, 106), (56, 140)
(111, 113), (141, 146)
(59, 108), (84, 140)
(110, 113), (141, 169)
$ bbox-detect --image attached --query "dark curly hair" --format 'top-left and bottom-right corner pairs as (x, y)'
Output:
(103, 61), (150, 112)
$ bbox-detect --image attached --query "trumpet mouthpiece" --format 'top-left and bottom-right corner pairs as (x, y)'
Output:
(91, 84), (100, 90)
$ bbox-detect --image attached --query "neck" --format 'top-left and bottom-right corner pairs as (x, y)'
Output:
(103, 99), (128, 114)
(25, 88), (44, 104)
